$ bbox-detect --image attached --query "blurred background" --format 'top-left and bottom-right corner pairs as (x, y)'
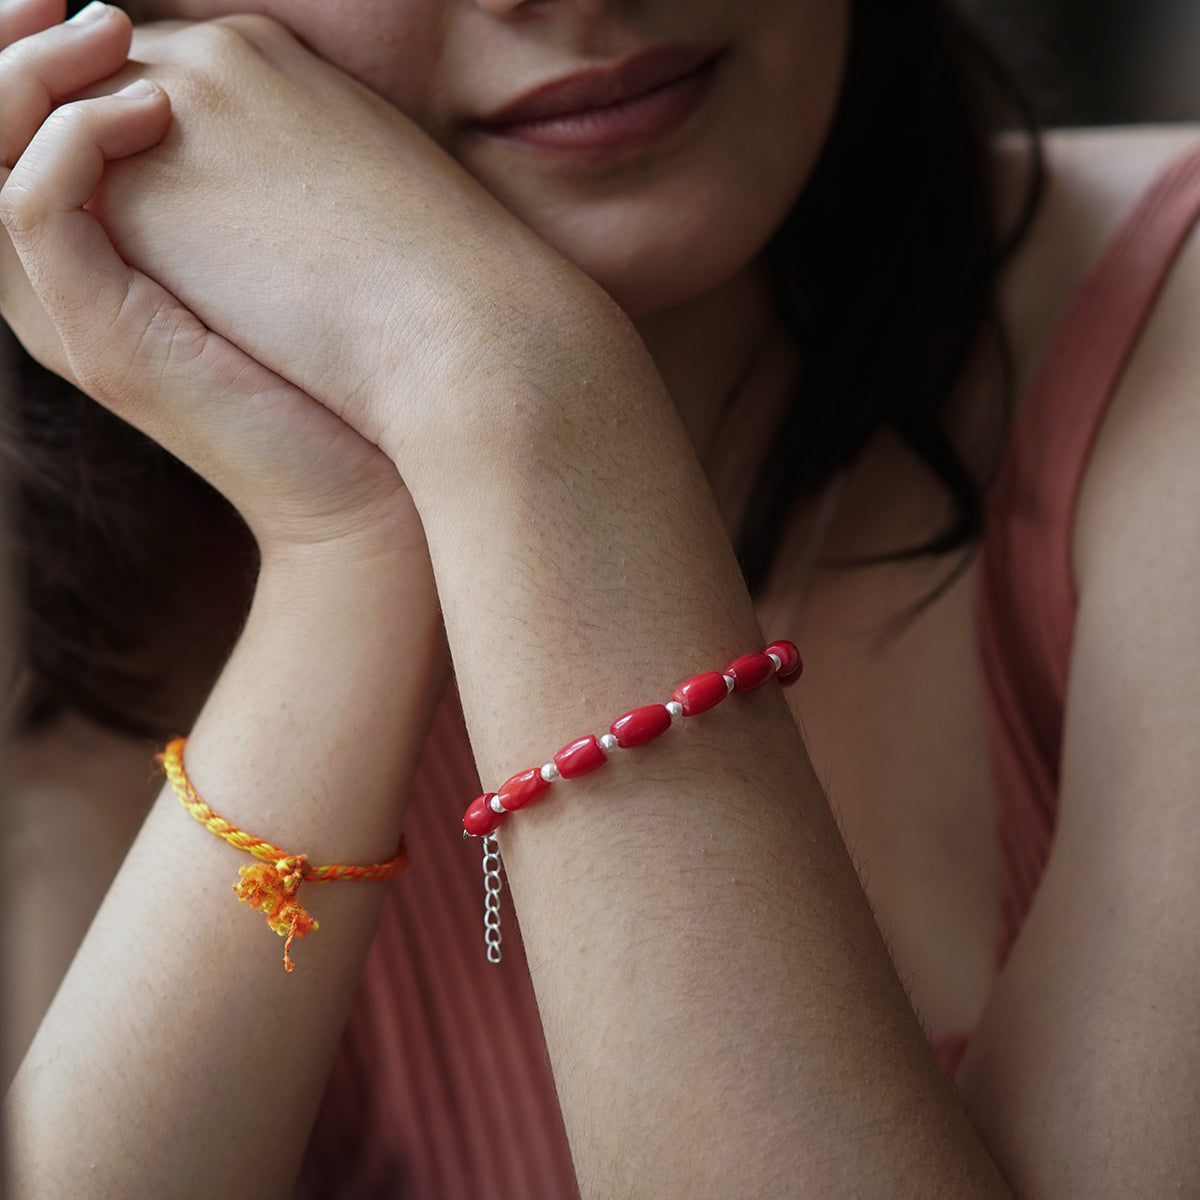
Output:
(977, 0), (1200, 123)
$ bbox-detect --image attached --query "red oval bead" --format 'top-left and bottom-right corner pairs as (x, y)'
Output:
(672, 671), (730, 716)
(554, 735), (608, 779)
(463, 794), (504, 837)
(497, 767), (551, 812)
(610, 704), (672, 748)
(765, 639), (804, 685)
(725, 652), (774, 693)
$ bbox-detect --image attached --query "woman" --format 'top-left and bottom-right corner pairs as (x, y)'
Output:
(3, 0), (1200, 1195)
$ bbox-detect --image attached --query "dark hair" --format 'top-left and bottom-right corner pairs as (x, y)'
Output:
(739, 0), (1044, 597)
(2, 0), (1043, 740)
(0, 354), (254, 738)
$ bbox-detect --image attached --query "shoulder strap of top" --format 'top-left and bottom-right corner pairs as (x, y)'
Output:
(975, 140), (1200, 964)
(987, 139), (1200, 673)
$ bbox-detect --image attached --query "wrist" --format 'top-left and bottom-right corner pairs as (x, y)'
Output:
(395, 288), (668, 506)
(368, 251), (650, 482)
(402, 357), (760, 778)
(255, 491), (432, 581)
(236, 504), (443, 733)
(189, 531), (445, 864)
(248, 522), (443, 703)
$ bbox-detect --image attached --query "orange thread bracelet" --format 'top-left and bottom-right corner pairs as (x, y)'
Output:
(159, 737), (408, 971)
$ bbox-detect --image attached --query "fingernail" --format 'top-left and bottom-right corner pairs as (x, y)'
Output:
(116, 79), (159, 99)
(69, 2), (110, 23)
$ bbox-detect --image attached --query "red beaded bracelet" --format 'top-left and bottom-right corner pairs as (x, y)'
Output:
(465, 641), (802, 962)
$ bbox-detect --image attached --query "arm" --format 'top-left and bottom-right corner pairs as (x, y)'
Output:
(9, 532), (444, 1200)
(1, 52), (1007, 1191)
(425, 167), (1200, 1196)
(2, 12), (445, 1195)
(0, 14), (1025, 1198)
(11, 11), (1200, 1199)
(9, 534), (444, 1199)
(398, 297), (1010, 1199)
(956, 201), (1200, 1197)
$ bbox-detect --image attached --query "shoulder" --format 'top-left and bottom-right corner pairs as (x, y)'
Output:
(1064, 126), (1200, 600)
(955, 136), (1200, 1171)
(980, 120), (1200, 820)
(995, 123), (1200, 402)
(1041, 123), (1200, 848)
(987, 123), (1200, 599)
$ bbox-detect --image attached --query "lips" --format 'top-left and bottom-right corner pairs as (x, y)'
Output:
(476, 43), (724, 156)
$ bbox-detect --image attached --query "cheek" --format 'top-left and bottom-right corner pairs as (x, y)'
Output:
(132, 0), (445, 119)
(619, 2), (851, 313)
(461, 1), (851, 317)
(269, 4), (447, 118)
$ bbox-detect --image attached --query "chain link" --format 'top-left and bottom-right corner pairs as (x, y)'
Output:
(481, 834), (504, 964)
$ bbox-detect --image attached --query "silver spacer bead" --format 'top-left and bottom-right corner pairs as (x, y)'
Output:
(723, 673), (736, 692)
(666, 701), (684, 721)
(540, 762), (559, 783)
(599, 733), (619, 753)
(768, 652), (783, 671)
(489, 795), (506, 814)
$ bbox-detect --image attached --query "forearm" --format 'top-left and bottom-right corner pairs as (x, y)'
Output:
(408, 321), (1010, 1198)
(7, 524), (443, 1200)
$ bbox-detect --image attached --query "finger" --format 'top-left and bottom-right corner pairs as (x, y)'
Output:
(1, 78), (399, 539)
(2, 82), (172, 392)
(0, 0), (65, 49)
(0, 15), (134, 382)
(3, 82), (286, 447)
(0, 182), (78, 381)
(1, 2), (132, 167)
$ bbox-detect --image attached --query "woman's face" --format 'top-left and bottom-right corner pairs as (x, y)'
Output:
(135, 0), (850, 316)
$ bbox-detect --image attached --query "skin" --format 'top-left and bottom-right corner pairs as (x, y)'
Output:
(3, 1), (1200, 1197)
(130, 0), (848, 317)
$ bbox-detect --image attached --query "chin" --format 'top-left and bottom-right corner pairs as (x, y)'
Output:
(583, 243), (760, 319)
(516, 169), (792, 319)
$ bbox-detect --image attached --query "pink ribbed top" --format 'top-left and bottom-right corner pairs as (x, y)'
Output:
(297, 142), (1200, 1190)
(297, 689), (579, 1198)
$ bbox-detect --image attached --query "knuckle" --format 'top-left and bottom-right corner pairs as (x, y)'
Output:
(154, 21), (240, 83)
(212, 13), (293, 50)
(0, 174), (43, 240)
(0, 36), (38, 76)
(158, 20), (274, 106)
(183, 19), (244, 52)
(136, 16), (295, 116)
(22, 99), (95, 161)
(72, 299), (184, 414)
(39, 99), (85, 136)
(35, 95), (102, 149)
(183, 16), (275, 63)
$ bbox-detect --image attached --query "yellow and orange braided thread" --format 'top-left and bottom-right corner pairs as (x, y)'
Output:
(159, 737), (407, 971)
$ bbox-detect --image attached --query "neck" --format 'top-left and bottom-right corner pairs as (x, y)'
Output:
(633, 263), (800, 533)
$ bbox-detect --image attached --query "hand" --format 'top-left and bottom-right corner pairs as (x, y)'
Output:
(0, 0), (126, 382)
(1, 0), (421, 557)
(86, 15), (612, 476)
